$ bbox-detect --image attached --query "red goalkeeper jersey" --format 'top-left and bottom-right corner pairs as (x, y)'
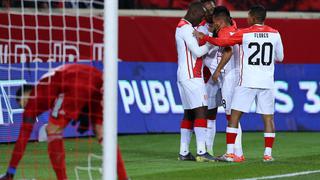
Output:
(23, 64), (103, 125)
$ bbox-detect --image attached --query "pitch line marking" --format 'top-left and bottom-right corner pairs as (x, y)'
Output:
(239, 170), (320, 180)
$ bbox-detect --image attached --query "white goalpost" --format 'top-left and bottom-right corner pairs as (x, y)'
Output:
(103, 0), (119, 180)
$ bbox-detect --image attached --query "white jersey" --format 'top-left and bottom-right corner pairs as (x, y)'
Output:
(215, 26), (240, 75)
(175, 19), (211, 81)
(203, 24), (284, 89)
(197, 23), (219, 74)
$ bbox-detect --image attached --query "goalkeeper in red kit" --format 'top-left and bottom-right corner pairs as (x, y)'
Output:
(0, 64), (128, 180)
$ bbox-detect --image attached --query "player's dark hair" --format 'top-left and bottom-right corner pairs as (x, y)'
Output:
(212, 6), (232, 25)
(249, 5), (267, 23)
(200, 0), (216, 4)
(187, 1), (206, 14)
(185, 2), (206, 26)
(15, 84), (34, 104)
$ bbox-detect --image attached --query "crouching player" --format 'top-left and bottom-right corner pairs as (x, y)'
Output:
(0, 64), (128, 180)
(195, 5), (284, 162)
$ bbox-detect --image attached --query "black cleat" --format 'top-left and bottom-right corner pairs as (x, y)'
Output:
(196, 152), (217, 162)
(0, 173), (14, 180)
(178, 152), (196, 161)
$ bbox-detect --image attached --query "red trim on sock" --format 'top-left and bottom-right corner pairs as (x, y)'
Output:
(265, 137), (275, 148)
(47, 133), (63, 142)
(194, 118), (207, 128)
(226, 132), (237, 144)
(226, 115), (231, 121)
(181, 119), (193, 130)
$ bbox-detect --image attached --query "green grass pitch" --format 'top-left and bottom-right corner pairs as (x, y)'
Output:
(0, 132), (320, 179)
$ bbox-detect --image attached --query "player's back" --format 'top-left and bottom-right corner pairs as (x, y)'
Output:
(56, 64), (102, 89)
(24, 64), (102, 119)
(240, 25), (283, 89)
(54, 64), (103, 106)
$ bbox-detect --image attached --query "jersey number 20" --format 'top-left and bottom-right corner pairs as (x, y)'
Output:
(248, 42), (273, 66)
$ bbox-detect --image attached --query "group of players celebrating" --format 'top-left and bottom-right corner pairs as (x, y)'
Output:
(176, 0), (283, 163)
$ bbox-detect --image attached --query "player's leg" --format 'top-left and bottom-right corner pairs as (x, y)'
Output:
(219, 86), (256, 162)
(234, 123), (244, 160)
(1, 117), (36, 180)
(179, 78), (215, 162)
(194, 106), (208, 156)
(177, 81), (196, 160)
(221, 72), (245, 162)
(256, 89), (276, 162)
(179, 109), (195, 160)
(91, 99), (129, 180)
(46, 119), (67, 180)
(117, 146), (129, 180)
(193, 106), (216, 162)
(205, 78), (221, 156)
(206, 108), (217, 156)
(225, 109), (242, 156)
(262, 114), (275, 162)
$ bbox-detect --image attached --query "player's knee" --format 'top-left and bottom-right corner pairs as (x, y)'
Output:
(263, 116), (274, 122)
(206, 113), (216, 120)
(46, 123), (63, 134)
(207, 108), (217, 120)
(194, 107), (207, 119)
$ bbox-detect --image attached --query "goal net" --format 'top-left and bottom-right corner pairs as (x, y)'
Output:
(0, 1), (105, 179)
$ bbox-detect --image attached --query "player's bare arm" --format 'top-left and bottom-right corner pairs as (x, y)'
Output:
(212, 46), (232, 82)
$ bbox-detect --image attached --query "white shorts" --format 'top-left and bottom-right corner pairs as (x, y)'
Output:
(221, 70), (239, 115)
(231, 86), (275, 114)
(205, 76), (222, 110)
(177, 78), (208, 110)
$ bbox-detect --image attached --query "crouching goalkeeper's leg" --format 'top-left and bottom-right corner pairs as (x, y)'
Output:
(46, 122), (67, 180)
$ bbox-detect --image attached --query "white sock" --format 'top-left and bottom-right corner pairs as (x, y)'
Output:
(206, 119), (216, 153)
(264, 147), (272, 156)
(234, 123), (243, 157)
(194, 127), (207, 155)
(226, 127), (238, 154)
(180, 128), (192, 156)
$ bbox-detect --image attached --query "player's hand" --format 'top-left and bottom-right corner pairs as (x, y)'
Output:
(212, 70), (221, 82)
(193, 30), (205, 40)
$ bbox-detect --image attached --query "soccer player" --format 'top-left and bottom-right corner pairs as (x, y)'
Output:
(208, 6), (245, 162)
(0, 64), (128, 180)
(198, 0), (220, 156)
(176, 2), (216, 162)
(195, 5), (284, 162)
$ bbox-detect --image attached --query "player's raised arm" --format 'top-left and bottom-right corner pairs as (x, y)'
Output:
(203, 31), (242, 47)
(212, 47), (233, 82)
(275, 33), (284, 62)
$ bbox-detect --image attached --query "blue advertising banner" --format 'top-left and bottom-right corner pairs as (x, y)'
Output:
(0, 62), (319, 142)
(117, 62), (320, 133)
